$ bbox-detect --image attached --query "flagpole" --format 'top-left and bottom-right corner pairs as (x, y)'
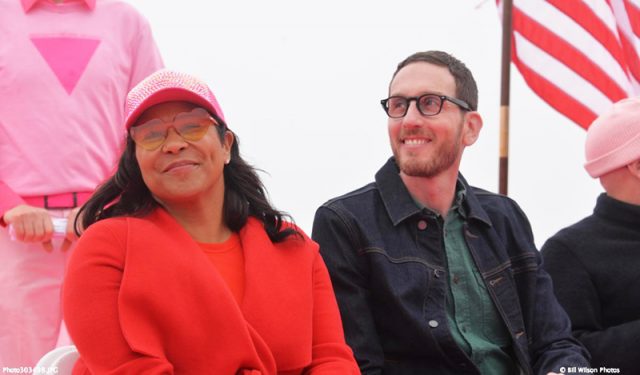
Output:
(499, 0), (513, 195)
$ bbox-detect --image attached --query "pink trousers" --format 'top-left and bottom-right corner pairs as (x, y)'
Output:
(0, 209), (73, 367)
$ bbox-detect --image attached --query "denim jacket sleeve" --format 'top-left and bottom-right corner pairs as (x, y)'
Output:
(312, 205), (383, 375)
(482, 196), (591, 374)
(529, 253), (592, 374)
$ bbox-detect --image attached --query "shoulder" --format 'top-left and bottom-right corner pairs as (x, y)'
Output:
(78, 214), (165, 249)
(96, 0), (152, 27)
(80, 216), (129, 242)
(321, 182), (379, 209)
(97, 0), (142, 14)
(316, 182), (380, 221)
(467, 185), (532, 225)
(244, 217), (319, 255)
(541, 215), (596, 257)
(313, 182), (380, 234)
(469, 186), (523, 212)
(71, 217), (132, 266)
(461, 185), (543, 256)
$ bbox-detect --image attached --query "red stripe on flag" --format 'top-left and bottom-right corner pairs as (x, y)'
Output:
(623, 0), (640, 38)
(513, 6), (628, 101)
(619, 31), (640, 81)
(547, 0), (627, 71)
(511, 55), (597, 129)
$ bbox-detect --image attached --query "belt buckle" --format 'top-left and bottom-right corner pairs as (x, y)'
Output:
(43, 192), (78, 209)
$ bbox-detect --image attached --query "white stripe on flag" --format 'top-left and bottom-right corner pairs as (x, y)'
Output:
(499, 0), (640, 128)
(515, 32), (615, 114)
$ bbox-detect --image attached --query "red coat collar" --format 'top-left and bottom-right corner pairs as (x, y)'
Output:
(119, 208), (317, 372)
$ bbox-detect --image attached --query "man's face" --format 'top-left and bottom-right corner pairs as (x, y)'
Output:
(387, 62), (478, 178)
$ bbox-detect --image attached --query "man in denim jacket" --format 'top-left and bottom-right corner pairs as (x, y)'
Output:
(312, 51), (589, 375)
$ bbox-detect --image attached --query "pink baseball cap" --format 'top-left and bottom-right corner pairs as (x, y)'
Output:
(584, 97), (640, 178)
(124, 69), (225, 130)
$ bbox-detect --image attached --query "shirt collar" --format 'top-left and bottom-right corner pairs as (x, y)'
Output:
(21, 0), (96, 12)
(375, 158), (423, 226)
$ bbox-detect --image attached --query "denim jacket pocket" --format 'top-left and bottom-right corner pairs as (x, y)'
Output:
(363, 247), (443, 346)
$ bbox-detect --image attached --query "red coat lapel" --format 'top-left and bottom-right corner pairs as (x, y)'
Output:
(240, 218), (317, 371)
(118, 209), (276, 373)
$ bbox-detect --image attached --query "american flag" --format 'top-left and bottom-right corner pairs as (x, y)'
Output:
(499, 0), (640, 129)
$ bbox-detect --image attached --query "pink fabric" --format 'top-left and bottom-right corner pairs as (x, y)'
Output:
(31, 37), (101, 95)
(0, 209), (74, 368)
(125, 70), (227, 130)
(584, 97), (640, 178)
(0, 0), (163, 367)
(21, 0), (95, 12)
(0, 0), (163, 218)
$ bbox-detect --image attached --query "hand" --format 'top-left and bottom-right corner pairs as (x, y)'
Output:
(61, 207), (82, 252)
(3, 204), (54, 251)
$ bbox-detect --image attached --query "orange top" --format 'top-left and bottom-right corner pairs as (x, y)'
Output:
(198, 233), (245, 303)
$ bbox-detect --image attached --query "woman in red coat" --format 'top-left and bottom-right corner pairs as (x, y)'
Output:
(63, 70), (359, 375)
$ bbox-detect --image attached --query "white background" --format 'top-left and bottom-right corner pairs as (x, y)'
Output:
(125, 0), (602, 248)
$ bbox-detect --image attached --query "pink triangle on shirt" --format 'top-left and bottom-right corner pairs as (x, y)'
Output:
(31, 37), (101, 95)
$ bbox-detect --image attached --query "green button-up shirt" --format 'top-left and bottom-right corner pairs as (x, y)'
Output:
(441, 185), (516, 374)
(412, 182), (517, 374)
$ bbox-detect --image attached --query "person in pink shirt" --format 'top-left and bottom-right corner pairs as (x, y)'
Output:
(0, 0), (163, 367)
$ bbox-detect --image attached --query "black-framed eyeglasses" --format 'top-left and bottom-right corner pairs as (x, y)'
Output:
(380, 94), (472, 118)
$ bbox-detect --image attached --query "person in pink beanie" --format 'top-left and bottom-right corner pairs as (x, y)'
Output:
(542, 97), (640, 374)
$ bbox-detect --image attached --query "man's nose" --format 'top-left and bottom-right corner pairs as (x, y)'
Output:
(402, 100), (424, 125)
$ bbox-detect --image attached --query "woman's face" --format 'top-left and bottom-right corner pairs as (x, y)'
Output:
(133, 101), (233, 207)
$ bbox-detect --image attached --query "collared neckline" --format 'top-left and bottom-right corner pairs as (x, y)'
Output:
(375, 157), (492, 227)
(375, 158), (423, 226)
(21, 0), (96, 13)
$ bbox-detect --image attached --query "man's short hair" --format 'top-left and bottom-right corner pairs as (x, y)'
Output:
(392, 50), (478, 112)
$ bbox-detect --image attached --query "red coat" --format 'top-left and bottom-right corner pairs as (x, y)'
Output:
(63, 208), (359, 374)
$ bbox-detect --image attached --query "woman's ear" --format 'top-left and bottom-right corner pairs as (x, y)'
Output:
(223, 131), (234, 163)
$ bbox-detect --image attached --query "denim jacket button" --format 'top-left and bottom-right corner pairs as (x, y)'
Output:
(417, 220), (428, 230)
(428, 320), (439, 328)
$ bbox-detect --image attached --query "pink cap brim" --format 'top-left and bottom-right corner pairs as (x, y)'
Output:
(125, 87), (223, 130)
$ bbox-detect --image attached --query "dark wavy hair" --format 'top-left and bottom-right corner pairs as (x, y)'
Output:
(392, 50), (479, 111)
(76, 113), (299, 243)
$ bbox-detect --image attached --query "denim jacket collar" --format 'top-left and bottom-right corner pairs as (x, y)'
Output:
(375, 157), (492, 227)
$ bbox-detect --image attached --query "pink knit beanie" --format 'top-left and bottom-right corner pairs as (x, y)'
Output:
(124, 69), (225, 130)
(584, 97), (640, 178)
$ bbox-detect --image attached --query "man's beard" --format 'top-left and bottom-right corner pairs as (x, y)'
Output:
(396, 126), (463, 178)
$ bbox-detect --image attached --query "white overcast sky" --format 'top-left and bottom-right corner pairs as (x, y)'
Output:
(125, 0), (602, 249)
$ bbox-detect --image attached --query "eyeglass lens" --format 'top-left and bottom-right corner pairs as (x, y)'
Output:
(130, 108), (217, 150)
(385, 94), (444, 118)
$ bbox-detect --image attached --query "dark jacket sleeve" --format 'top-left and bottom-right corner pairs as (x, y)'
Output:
(542, 237), (640, 371)
(487, 197), (590, 374)
(529, 253), (591, 374)
(312, 205), (382, 375)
